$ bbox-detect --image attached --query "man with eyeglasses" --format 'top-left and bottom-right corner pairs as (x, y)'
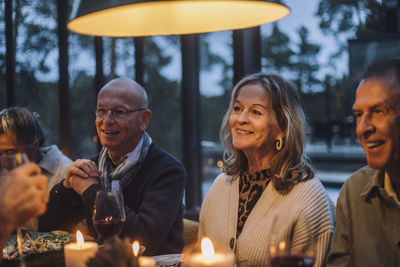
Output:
(40, 78), (187, 256)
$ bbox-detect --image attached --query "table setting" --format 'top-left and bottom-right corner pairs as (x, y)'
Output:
(1, 171), (237, 267)
(2, 232), (246, 267)
(2, 230), (72, 267)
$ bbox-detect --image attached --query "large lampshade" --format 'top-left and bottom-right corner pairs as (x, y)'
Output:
(68, 0), (290, 37)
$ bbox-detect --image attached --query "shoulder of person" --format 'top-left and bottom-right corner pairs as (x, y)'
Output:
(205, 173), (235, 195)
(144, 143), (185, 169)
(342, 165), (378, 191)
(292, 177), (327, 196)
(201, 172), (233, 210)
(286, 178), (335, 214)
(290, 178), (335, 228)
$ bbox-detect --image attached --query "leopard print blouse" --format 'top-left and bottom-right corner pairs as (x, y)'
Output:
(237, 169), (272, 237)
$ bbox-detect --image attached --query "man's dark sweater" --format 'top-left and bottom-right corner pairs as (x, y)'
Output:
(39, 143), (186, 256)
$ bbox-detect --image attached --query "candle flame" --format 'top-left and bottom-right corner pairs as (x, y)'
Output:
(76, 230), (84, 248)
(201, 237), (215, 260)
(132, 241), (140, 256)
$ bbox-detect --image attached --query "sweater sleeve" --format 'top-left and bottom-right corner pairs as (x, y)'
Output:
(121, 163), (186, 255)
(327, 183), (354, 267)
(290, 206), (334, 267)
(39, 180), (85, 232)
(285, 180), (335, 267)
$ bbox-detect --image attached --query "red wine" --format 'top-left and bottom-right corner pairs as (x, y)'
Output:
(93, 219), (125, 239)
(270, 255), (314, 267)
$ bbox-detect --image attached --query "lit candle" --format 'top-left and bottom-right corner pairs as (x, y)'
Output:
(64, 230), (98, 267)
(186, 237), (235, 267)
(130, 241), (156, 267)
(131, 241), (140, 267)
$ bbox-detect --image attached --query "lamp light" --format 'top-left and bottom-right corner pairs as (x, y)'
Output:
(67, 0), (290, 37)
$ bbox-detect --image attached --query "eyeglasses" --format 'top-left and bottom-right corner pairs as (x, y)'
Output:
(95, 107), (146, 120)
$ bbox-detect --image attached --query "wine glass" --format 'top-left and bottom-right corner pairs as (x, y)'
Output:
(269, 214), (315, 267)
(92, 188), (126, 242)
(0, 152), (29, 267)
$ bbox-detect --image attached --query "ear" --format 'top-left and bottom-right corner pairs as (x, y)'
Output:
(33, 140), (40, 151)
(139, 110), (152, 131)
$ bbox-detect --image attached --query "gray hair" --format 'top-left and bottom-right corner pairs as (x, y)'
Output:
(0, 107), (46, 148)
(220, 73), (314, 193)
(363, 58), (400, 90)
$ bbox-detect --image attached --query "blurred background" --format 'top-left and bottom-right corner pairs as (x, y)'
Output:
(1, 0), (400, 207)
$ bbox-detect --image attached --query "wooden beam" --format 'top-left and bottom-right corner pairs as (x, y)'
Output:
(181, 34), (202, 211)
(57, 0), (71, 156)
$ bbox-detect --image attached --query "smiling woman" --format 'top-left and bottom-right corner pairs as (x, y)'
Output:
(198, 73), (335, 266)
(229, 82), (282, 172)
(220, 73), (313, 192)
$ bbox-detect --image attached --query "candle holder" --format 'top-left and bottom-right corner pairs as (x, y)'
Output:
(182, 237), (235, 267)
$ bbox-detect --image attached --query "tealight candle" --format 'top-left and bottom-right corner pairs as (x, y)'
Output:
(130, 241), (155, 267)
(64, 231), (98, 267)
(186, 238), (235, 267)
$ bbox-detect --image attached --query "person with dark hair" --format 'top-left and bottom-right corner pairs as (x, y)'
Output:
(198, 73), (335, 266)
(0, 107), (71, 231)
(0, 163), (48, 252)
(40, 78), (186, 256)
(327, 58), (400, 267)
(0, 107), (72, 191)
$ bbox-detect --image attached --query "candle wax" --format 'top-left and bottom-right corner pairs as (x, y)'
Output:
(64, 241), (98, 267)
(138, 256), (156, 267)
(187, 252), (234, 267)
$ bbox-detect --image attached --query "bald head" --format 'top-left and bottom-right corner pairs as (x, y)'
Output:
(95, 77), (152, 161)
(99, 78), (148, 108)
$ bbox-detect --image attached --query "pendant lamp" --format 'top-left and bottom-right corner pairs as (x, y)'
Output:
(67, 0), (290, 37)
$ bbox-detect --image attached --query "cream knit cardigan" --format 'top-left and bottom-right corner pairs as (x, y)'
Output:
(199, 173), (335, 267)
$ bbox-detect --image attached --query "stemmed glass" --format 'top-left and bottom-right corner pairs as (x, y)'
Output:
(0, 152), (29, 267)
(269, 214), (315, 267)
(92, 186), (126, 242)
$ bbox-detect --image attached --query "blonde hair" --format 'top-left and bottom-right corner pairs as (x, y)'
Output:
(220, 73), (314, 193)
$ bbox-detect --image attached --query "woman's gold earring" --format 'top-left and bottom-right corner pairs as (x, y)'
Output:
(275, 138), (283, 151)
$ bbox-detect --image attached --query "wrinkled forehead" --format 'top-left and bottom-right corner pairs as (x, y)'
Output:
(97, 85), (142, 107)
(354, 78), (400, 109)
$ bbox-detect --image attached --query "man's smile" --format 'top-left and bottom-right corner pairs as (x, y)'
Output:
(365, 140), (384, 149)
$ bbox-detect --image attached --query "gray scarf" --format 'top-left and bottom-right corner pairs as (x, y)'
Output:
(98, 131), (152, 190)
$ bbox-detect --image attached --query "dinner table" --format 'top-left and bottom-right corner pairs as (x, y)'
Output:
(1, 230), (183, 267)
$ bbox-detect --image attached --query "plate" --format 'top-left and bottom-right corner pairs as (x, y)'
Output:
(152, 253), (182, 267)
(2, 230), (72, 267)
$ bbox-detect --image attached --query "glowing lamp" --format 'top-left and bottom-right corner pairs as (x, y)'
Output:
(67, 0), (290, 37)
